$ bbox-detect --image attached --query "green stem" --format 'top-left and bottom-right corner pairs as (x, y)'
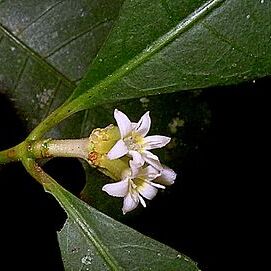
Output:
(26, 100), (81, 141)
(22, 157), (56, 188)
(0, 142), (27, 164)
(3, 0), (225, 153)
(0, 101), (82, 164)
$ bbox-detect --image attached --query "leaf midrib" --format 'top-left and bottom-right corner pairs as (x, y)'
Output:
(53, 184), (123, 271)
(25, 0), (226, 140)
(73, 0), (225, 108)
(0, 24), (76, 89)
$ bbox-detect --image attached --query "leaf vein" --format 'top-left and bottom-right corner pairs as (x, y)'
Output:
(16, 0), (65, 36)
(140, 83), (178, 93)
(202, 22), (253, 58)
(13, 57), (29, 91)
(59, 192), (123, 271)
(122, 78), (140, 90)
(0, 24), (76, 89)
(45, 20), (112, 58)
(74, 0), (226, 108)
(66, 222), (70, 254)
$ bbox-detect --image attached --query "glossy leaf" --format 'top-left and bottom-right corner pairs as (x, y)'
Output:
(50, 181), (199, 271)
(70, 0), (271, 110)
(0, 0), (123, 132)
(1, 0), (270, 270)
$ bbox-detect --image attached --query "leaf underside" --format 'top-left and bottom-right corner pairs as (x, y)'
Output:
(0, 0), (123, 133)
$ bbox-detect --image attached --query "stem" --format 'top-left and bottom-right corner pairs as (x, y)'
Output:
(30, 138), (90, 160)
(1, 137), (90, 165)
(0, 142), (27, 164)
(26, 100), (80, 141)
(0, 98), (85, 164)
(12, 0), (224, 145)
(22, 157), (54, 187)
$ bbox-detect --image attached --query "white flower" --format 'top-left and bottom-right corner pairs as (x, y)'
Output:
(107, 109), (171, 169)
(102, 162), (176, 214)
(156, 166), (177, 185)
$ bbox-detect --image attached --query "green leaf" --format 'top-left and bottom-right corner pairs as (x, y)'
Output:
(1, 1), (270, 269)
(0, 0), (123, 132)
(69, 0), (271, 110)
(50, 180), (199, 271)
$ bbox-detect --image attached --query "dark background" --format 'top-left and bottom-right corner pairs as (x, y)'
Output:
(0, 77), (269, 270)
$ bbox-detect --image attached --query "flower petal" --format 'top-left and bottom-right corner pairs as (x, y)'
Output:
(144, 135), (171, 150)
(128, 150), (144, 170)
(122, 193), (139, 214)
(131, 122), (137, 130)
(137, 165), (160, 181)
(138, 194), (146, 207)
(134, 111), (151, 137)
(114, 109), (132, 138)
(142, 150), (162, 170)
(129, 161), (140, 178)
(155, 166), (177, 185)
(137, 182), (158, 200)
(102, 179), (129, 197)
(148, 181), (165, 189)
(107, 139), (128, 160)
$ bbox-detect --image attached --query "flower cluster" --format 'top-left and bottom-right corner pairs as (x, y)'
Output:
(102, 109), (176, 214)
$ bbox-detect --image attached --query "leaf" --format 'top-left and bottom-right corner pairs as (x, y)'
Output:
(1, 1), (270, 269)
(0, 0), (123, 132)
(69, 0), (271, 110)
(49, 180), (199, 271)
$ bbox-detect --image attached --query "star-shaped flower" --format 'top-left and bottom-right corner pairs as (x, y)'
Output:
(107, 109), (171, 169)
(102, 162), (176, 214)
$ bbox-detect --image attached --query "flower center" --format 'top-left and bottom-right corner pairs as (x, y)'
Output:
(124, 132), (144, 152)
(133, 178), (145, 189)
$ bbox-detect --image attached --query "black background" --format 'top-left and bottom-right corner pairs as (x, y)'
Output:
(0, 77), (269, 270)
